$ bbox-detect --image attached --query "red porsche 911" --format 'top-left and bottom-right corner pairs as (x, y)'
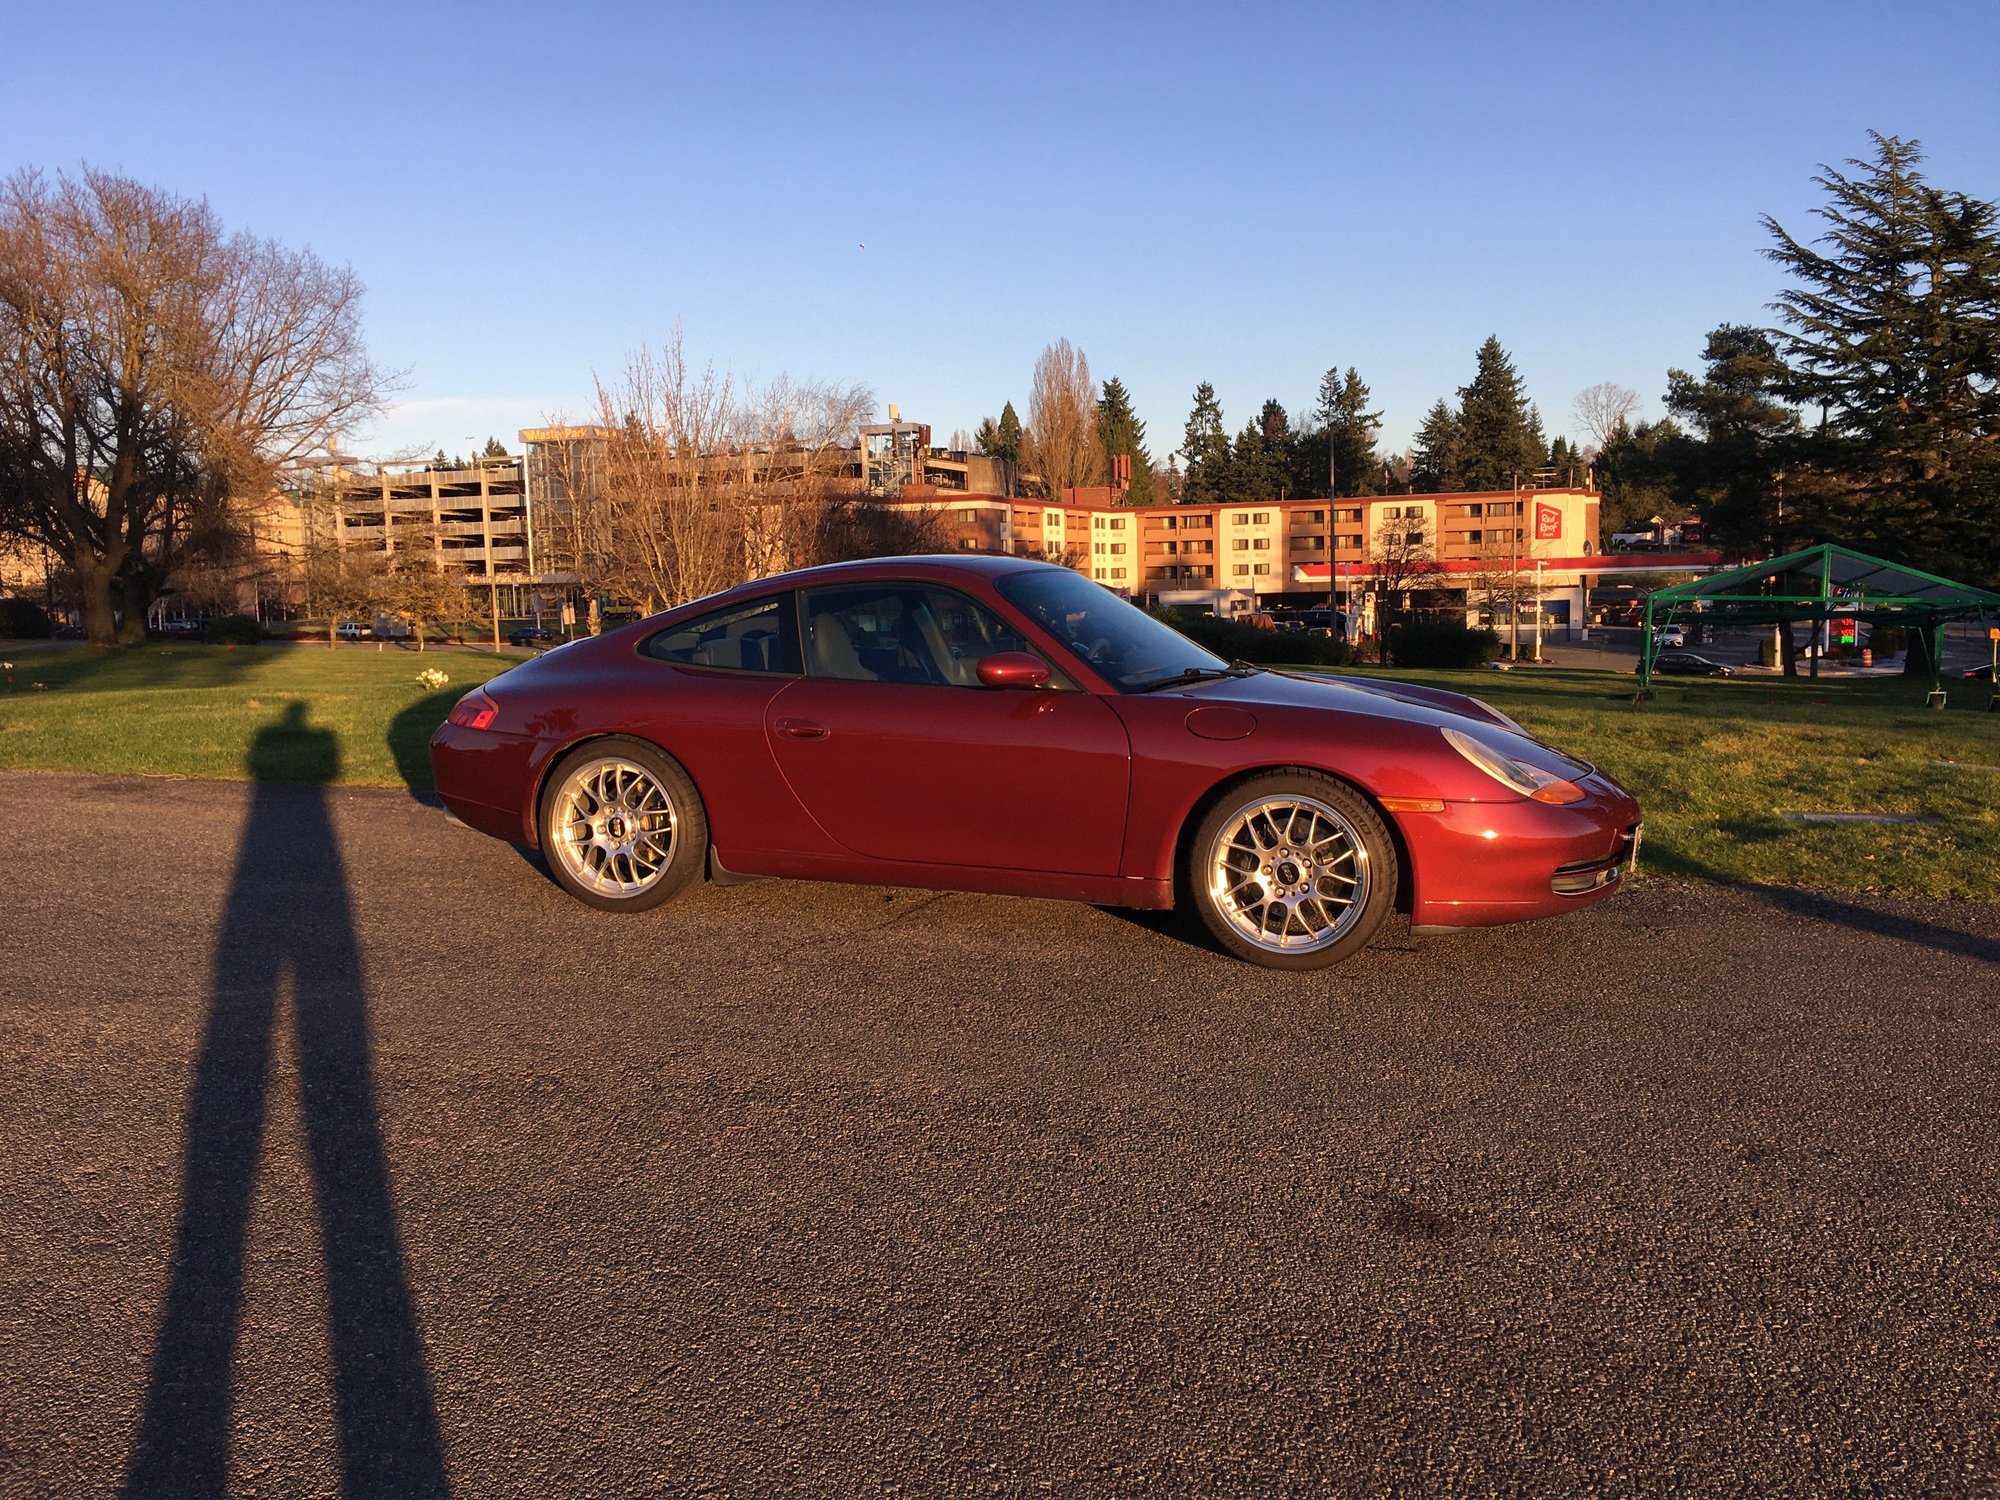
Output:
(431, 556), (1641, 968)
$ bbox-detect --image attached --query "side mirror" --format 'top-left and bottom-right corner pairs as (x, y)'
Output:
(976, 651), (1052, 689)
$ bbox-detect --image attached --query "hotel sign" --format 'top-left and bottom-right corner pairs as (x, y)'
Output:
(1534, 502), (1563, 541)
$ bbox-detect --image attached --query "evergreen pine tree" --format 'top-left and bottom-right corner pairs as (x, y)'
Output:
(1455, 336), (1546, 490)
(995, 402), (1024, 464)
(1312, 366), (1382, 496)
(1411, 401), (1461, 493)
(1764, 132), (2000, 581)
(1181, 382), (1231, 504)
(1096, 377), (1156, 504)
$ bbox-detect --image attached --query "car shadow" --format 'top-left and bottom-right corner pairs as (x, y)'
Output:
(386, 688), (462, 801)
(123, 702), (450, 1499)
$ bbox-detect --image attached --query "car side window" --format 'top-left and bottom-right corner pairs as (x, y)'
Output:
(803, 585), (1040, 687)
(641, 594), (800, 673)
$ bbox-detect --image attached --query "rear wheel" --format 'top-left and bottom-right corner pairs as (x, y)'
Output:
(537, 738), (706, 912)
(1186, 771), (1397, 970)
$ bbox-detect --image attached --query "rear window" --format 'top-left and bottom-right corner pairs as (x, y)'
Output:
(641, 594), (800, 674)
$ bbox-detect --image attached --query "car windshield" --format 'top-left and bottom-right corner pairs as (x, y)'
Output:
(996, 568), (1230, 691)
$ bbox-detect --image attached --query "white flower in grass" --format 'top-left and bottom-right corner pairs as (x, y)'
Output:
(417, 668), (449, 690)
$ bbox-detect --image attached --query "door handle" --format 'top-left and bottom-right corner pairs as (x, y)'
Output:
(775, 717), (828, 740)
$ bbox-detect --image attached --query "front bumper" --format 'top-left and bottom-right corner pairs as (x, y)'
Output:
(1401, 771), (1642, 931)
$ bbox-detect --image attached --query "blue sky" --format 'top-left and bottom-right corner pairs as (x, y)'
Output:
(6, 1), (1997, 466)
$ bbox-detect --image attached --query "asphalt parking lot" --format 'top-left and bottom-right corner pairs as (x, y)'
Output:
(3, 771), (1998, 1498)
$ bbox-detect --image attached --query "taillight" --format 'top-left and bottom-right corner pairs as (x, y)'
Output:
(447, 688), (499, 731)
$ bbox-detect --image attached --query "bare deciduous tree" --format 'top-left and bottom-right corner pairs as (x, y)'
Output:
(1366, 517), (1442, 661)
(0, 166), (385, 643)
(1024, 339), (1100, 500)
(1572, 382), (1640, 449)
(576, 333), (875, 611)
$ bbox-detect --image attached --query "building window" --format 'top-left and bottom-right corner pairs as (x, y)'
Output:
(1406, 531), (1425, 545)
(1252, 511), (1269, 524)
(1110, 542), (1125, 555)
(1233, 538), (1250, 550)
(959, 507), (978, 522)
(1233, 564), (1249, 576)
(1253, 563), (1270, 576)
(1252, 538), (1269, 550)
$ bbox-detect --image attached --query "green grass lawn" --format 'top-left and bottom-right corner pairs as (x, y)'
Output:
(2, 642), (1996, 900)
(1308, 663), (2000, 901)
(0, 642), (526, 791)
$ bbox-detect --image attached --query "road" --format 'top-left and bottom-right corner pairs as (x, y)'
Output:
(2, 770), (1997, 1498)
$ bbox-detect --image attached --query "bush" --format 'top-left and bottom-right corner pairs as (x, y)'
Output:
(208, 614), (264, 645)
(1868, 625), (1906, 656)
(0, 597), (54, 639)
(1388, 620), (1501, 670)
(1150, 609), (1356, 668)
(1758, 637), (1779, 668)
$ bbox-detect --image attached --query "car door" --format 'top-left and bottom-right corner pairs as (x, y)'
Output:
(765, 581), (1131, 874)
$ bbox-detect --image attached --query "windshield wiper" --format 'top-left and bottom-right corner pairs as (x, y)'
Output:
(1134, 663), (1256, 693)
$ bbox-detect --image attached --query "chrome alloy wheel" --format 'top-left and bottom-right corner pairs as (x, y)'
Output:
(549, 756), (679, 898)
(1206, 794), (1372, 954)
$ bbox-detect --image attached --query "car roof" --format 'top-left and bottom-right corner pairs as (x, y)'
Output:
(706, 553), (1068, 603)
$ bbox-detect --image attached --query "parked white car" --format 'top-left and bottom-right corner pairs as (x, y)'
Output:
(1656, 625), (1686, 647)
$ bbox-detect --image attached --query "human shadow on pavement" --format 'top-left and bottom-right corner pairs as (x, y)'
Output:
(1740, 881), (2000, 967)
(124, 701), (449, 1499)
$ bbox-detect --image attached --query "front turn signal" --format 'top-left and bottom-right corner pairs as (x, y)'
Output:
(1528, 780), (1586, 806)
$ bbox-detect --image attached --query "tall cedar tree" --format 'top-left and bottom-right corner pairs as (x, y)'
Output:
(1096, 377), (1155, 504)
(1313, 366), (1382, 496)
(1664, 325), (1812, 552)
(1181, 382), (1230, 504)
(1763, 132), (2000, 583)
(1455, 336), (1547, 490)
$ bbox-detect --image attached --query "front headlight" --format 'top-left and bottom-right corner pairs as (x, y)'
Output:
(1441, 726), (1586, 805)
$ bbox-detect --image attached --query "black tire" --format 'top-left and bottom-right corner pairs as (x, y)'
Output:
(536, 737), (708, 913)
(1185, 770), (1398, 970)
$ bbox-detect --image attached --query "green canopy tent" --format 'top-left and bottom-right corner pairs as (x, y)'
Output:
(1638, 544), (2000, 692)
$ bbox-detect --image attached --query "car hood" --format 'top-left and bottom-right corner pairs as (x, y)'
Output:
(1174, 667), (1513, 730)
(1173, 668), (1596, 782)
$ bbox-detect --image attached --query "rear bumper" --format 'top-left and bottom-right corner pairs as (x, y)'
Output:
(429, 721), (543, 846)
(1402, 772), (1642, 930)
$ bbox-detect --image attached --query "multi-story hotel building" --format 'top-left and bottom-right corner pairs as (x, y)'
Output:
(881, 484), (1611, 631)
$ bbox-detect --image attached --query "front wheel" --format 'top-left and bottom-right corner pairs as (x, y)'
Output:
(1186, 771), (1397, 970)
(537, 738), (707, 912)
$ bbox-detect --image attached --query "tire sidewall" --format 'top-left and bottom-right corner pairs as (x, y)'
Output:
(1186, 770), (1397, 970)
(537, 737), (708, 913)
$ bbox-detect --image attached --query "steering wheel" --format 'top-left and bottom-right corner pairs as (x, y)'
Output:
(1067, 636), (1114, 666)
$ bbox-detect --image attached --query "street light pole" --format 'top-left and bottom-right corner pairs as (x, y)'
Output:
(1533, 559), (1546, 663)
(1510, 474), (1521, 662)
